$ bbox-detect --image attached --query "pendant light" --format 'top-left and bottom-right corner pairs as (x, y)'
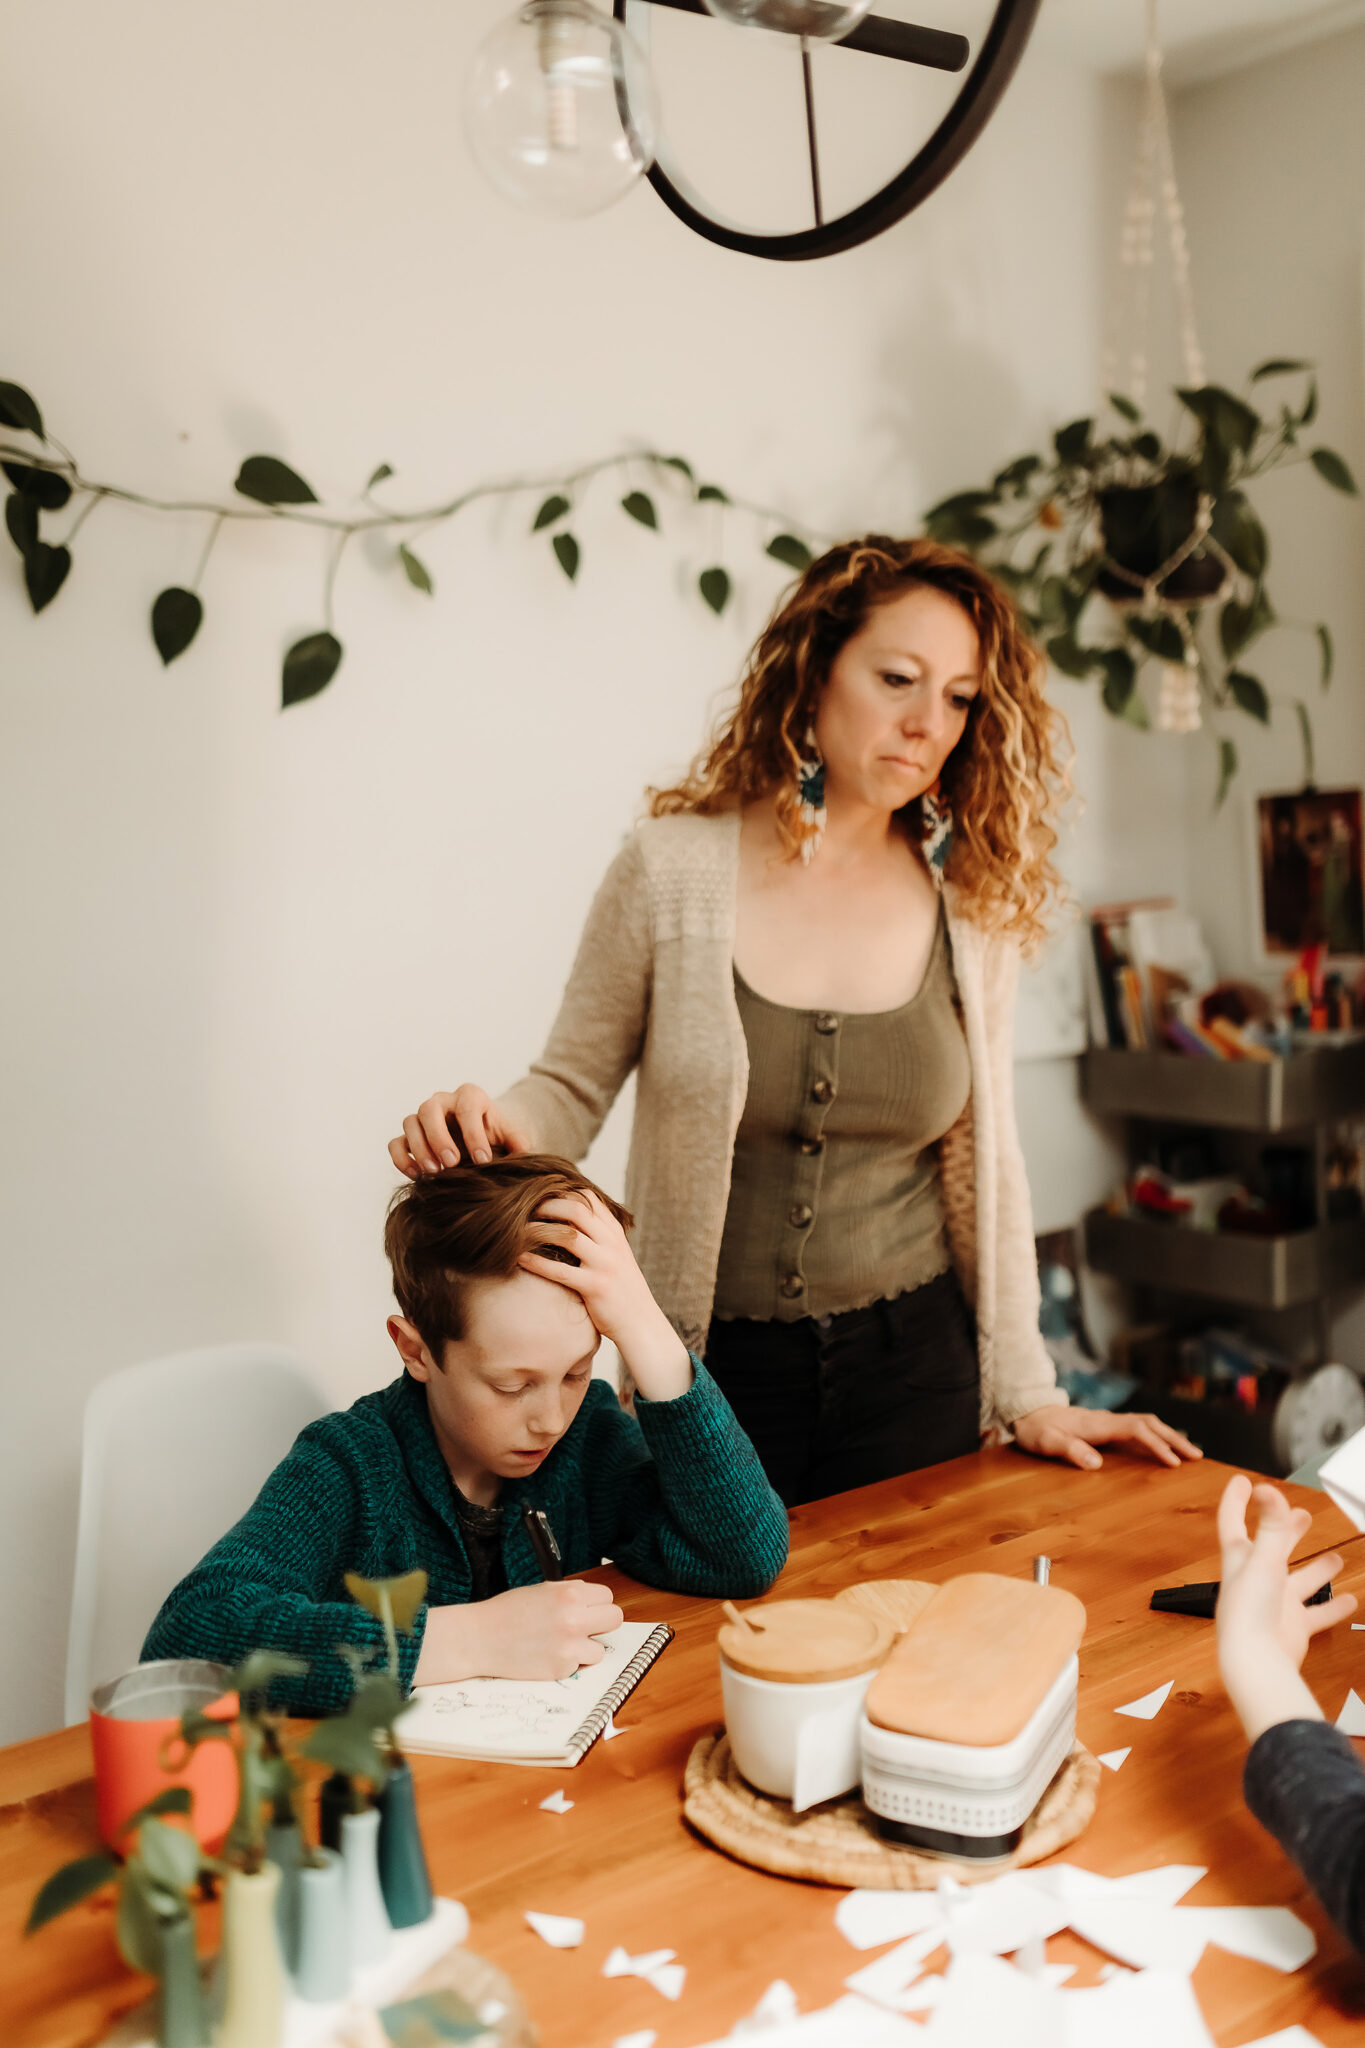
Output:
(700, 0), (873, 40)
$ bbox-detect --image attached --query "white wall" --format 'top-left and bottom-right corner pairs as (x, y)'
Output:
(0, 1), (1159, 1740)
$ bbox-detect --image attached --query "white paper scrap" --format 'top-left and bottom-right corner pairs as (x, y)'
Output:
(1184, 1904), (1315, 1972)
(539, 1788), (574, 1813)
(691, 1992), (924, 2046)
(1115, 1680), (1174, 1720)
(524, 1910), (584, 1948)
(730, 1980), (800, 2032)
(603, 1715), (628, 1739)
(844, 1927), (943, 2010)
(1098, 1747), (1132, 1771)
(1234, 2030), (1327, 2048)
(921, 1951), (1055, 2048)
(1353, 1623), (1365, 1629)
(1027, 1861), (1206, 1908)
(835, 1888), (944, 1950)
(1060, 1966), (1216, 2048)
(1319, 1422), (1365, 1531)
(942, 1872), (1071, 1956)
(792, 1695), (863, 1813)
(1066, 1899), (1211, 1974)
(603, 1946), (686, 1999)
(611, 2035), (658, 2048)
(1335, 1687), (1365, 1735)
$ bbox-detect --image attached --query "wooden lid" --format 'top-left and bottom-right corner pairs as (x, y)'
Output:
(718, 1599), (895, 1683)
(834, 1580), (938, 1636)
(865, 1573), (1086, 1746)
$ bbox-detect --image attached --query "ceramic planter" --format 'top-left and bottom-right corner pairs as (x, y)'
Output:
(375, 1760), (433, 1929)
(264, 1818), (302, 1974)
(294, 1849), (349, 2002)
(215, 1864), (287, 2048)
(340, 1805), (392, 1969)
(156, 1912), (208, 2048)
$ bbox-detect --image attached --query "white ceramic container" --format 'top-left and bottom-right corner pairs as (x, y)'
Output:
(721, 1658), (880, 1811)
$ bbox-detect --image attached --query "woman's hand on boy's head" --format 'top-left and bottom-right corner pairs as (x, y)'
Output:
(390, 1084), (534, 1177)
(520, 1193), (693, 1402)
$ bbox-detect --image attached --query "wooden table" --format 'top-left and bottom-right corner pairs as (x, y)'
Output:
(6, 1450), (1365, 2048)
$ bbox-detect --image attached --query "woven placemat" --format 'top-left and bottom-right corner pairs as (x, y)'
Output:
(683, 1732), (1100, 1890)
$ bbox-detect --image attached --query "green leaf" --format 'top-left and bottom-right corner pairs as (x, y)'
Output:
(178, 1707), (234, 1749)
(1227, 669), (1270, 723)
(1298, 379), (1319, 427)
(923, 506), (997, 548)
(1209, 489), (1268, 580)
(151, 587), (204, 665)
(1127, 612), (1187, 664)
(25, 542), (70, 612)
(0, 380), (44, 439)
(26, 1854), (118, 1935)
(1176, 385), (1261, 458)
(696, 483), (729, 504)
(992, 454), (1043, 496)
(1251, 358), (1311, 380)
(532, 493), (571, 532)
(1132, 431), (1163, 462)
(659, 454), (693, 481)
(302, 1716), (389, 1787)
(1109, 392), (1142, 423)
(552, 531), (580, 581)
(1121, 683), (1150, 730)
(621, 490), (658, 530)
(5, 490), (37, 558)
(1219, 585), (1274, 662)
(699, 566), (730, 615)
(1045, 633), (1097, 679)
(344, 1570), (428, 1635)
(398, 544), (433, 595)
(367, 463), (394, 489)
(1099, 647), (1137, 717)
(1294, 700), (1316, 786)
(125, 1787), (195, 1830)
(766, 533), (814, 572)
(116, 1870), (166, 1977)
(1036, 576), (1070, 628)
(924, 489), (999, 519)
(231, 1649), (310, 1701)
(1317, 622), (1333, 689)
(282, 631), (343, 708)
(1215, 736), (1238, 811)
(1, 461), (71, 510)
(1053, 418), (1093, 464)
(234, 455), (318, 506)
(1310, 446), (1358, 494)
(136, 1817), (201, 1896)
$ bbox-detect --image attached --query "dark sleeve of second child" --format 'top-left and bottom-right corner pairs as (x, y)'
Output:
(141, 1421), (427, 1716)
(581, 1359), (788, 1597)
(1244, 1717), (1365, 1956)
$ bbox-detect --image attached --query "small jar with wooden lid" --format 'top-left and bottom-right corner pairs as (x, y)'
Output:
(718, 1599), (895, 1811)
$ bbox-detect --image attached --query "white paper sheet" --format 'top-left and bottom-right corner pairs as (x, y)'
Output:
(689, 1993), (925, 2046)
(538, 1788), (574, 1813)
(1335, 1687), (1365, 1734)
(524, 1910), (584, 1948)
(941, 1872), (1071, 1956)
(791, 1695), (863, 1814)
(1098, 1747), (1131, 1771)
(843, 1928), (943, 2010)
(1066, 1900), (1212, 1974)
(1115, 1680), (1174, 1719)
(730, 1981), (800, 2032)
(921, 1951), (1055, 2048)
(1059, 1966), (1216, 2048)
(611, 2035), (658, 2048)
(1028, 1863), (1206, 1908)
(1319, 1421), (1365, 1530)
(1352, 1622), (1365, 1629)
(1183, 1906), (1315, 1972)
(834, 1889), (945, 1950)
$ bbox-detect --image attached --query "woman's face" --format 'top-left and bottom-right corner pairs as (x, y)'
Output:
(812, 584), (980, 815)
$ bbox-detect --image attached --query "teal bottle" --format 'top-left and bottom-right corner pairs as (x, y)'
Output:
(375, 1761), (434, 1928)
(156, 1912), (208, 2048)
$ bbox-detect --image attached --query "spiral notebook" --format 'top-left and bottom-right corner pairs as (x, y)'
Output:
(399, 1620), (673, 1765)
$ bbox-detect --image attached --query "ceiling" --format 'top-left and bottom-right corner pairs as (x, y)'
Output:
(1032, 0), (1365, 83)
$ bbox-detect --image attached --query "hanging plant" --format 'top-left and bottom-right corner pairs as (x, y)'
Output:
(924, 365), (1356, 805)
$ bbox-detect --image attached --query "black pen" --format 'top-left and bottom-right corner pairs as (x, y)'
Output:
(520, 1503), (564, 1581)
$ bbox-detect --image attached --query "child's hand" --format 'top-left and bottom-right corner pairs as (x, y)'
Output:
(1215, 1474), (1356, 1743)
(414, 1580), (625, 1685)
(520, 1191), (693, 1401)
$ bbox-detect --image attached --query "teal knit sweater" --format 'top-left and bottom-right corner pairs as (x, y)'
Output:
(142, 1360), (787, 1714)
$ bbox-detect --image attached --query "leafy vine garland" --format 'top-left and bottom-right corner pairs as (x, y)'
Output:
(0, 374), (818, 709)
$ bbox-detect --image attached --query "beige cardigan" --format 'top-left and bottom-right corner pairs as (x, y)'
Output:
(499, 811), (1063, 1432)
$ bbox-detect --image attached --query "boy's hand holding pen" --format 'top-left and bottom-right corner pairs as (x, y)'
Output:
(520, 1189), (694, 1401)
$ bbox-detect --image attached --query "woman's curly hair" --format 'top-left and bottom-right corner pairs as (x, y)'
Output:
(649, 535), (1071, 953)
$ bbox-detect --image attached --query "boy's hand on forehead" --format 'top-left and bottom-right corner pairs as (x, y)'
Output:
(520, 1192), (693, 1402)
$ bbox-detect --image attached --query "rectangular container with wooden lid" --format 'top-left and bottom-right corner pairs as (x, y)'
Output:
(859, 1573), (1086, 1859)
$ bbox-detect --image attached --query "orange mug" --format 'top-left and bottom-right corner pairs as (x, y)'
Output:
(90, 1660), (238, 1852)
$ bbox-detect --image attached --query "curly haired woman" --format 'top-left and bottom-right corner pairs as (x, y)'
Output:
(391, 537), (1199, 1505)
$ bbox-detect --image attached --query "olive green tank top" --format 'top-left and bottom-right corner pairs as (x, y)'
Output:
(712, 909), (972, 1324)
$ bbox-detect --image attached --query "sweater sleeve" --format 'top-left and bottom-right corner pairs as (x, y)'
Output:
(141, 1430), (426, 1716)
(584, 1361), (788, 1598)
(1244, 1718), (1365, 1957)
(496, 833), (653, 1162)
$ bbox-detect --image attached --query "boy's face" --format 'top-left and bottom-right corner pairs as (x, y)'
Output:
(388, 1270), (600, 1494)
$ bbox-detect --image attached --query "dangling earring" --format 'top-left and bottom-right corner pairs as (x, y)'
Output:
(921, 782), (953, 881)
(796, 726), (826, 865)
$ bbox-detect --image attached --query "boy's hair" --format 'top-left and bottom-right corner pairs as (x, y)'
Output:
(384, 1155), (632, 1361)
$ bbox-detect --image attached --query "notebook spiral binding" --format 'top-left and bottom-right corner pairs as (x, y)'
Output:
(568, 1623), (673, 1761)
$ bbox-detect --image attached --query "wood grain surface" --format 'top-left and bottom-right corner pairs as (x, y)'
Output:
(4, 1449), (1365, 2048)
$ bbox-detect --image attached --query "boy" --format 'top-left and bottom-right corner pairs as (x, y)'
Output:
(143, 1156), (788, 1714)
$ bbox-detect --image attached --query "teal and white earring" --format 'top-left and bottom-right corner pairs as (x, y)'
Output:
(796, 727), (826, 864)
(922, 785), (953, 879)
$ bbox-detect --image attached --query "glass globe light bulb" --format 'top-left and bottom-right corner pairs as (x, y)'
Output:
(464, 0), (659, 220)
(700, 0), (874, 41)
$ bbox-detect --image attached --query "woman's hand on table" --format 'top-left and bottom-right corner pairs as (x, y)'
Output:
(389, 1083), (533, 1176)
(1215, 1473), (1356, 1742)
(1012, 1403), (1202, 1472)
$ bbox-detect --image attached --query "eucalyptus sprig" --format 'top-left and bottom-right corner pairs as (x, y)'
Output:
(301, 1569), (428, 1812)
(167, 1649), (308, 1875)
(0, 377), (819, 710)
(26, 1785), (218, 1978)
(924, 360), (1357, 803)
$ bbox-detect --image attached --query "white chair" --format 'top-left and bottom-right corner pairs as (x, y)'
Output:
(64, 1343), (331, 1726)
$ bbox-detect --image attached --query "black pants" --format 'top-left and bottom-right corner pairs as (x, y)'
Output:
(705, 1271), (980, 1508)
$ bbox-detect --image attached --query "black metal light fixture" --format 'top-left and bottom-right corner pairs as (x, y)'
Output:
(464, 0), (1041, 258)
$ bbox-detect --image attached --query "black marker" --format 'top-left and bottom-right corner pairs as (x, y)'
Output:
(1150, 1577), (1333, 1619)
(520, 1504), (564, 1581)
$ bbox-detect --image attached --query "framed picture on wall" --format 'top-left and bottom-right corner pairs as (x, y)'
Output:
(1255, 787), (1365, 959)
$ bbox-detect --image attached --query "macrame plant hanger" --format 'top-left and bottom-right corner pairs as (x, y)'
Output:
(1102, 0), (1223, 736)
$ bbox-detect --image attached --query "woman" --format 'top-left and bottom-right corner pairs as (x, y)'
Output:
(392, 537), (1198, 1504)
